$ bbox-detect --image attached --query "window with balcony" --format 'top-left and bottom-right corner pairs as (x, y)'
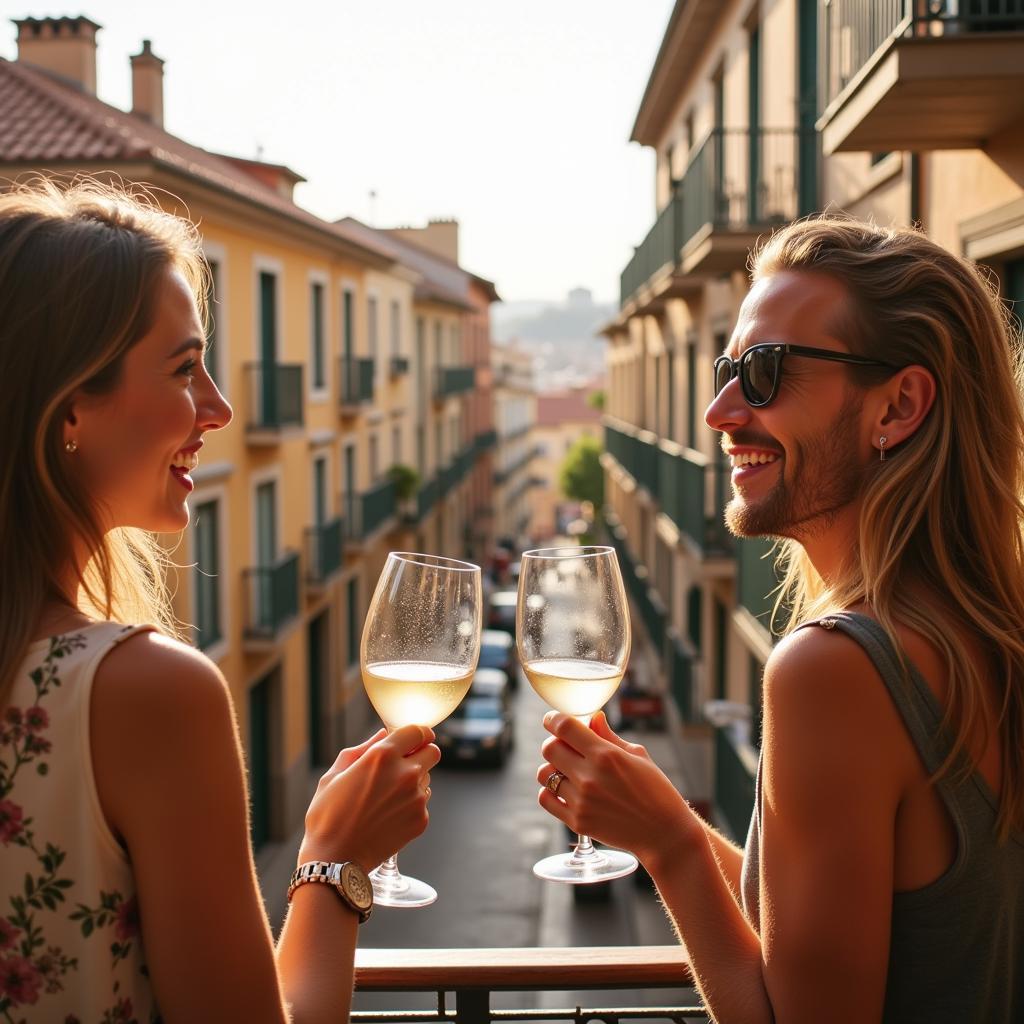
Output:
(342, 287), (354, 361)
(193, 499), (221, 650)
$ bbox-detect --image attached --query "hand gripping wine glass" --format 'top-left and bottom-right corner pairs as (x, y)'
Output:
(517, 545), (638, 884)
(361, 551), (481, 907)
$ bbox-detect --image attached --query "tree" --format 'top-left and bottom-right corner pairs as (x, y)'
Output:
(586, 389), (606, 412)
(559, 435), (604, 511)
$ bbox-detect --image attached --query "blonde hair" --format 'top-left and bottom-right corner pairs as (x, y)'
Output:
(752, 214), (1024, 839)
(0, 177), (208, 706)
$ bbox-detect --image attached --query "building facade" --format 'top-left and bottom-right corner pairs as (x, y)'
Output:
(605, 0), (1024, 839)
(0, 16), (501, 851)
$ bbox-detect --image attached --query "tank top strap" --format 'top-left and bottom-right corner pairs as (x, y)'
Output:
(796, 611), (952, 777)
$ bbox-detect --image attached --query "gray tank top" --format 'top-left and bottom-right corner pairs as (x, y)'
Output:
(740, 611), (1024, 1023)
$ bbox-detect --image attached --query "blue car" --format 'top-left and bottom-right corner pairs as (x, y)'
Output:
(436, 668), (515, 767)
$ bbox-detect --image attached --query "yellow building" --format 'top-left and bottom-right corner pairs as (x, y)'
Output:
(0, 16), (498, 851)
(491, 345), (540, 546)
(604, 0), (1024, 838)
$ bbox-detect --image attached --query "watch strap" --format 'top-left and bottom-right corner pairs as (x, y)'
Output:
(287, 860), (372, 923)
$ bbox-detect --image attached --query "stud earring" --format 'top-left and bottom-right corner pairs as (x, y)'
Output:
(879, 435), (887, 463)
(64, 439), (78, 454)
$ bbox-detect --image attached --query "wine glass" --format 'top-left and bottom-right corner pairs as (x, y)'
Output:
(361, 551), (481, 907)
(517, 545), (638, 884)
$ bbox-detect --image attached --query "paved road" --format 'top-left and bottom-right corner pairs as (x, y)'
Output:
(259, 660), (697, 1013)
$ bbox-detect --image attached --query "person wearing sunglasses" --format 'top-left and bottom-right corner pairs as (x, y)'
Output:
(537, 215), (1024, 1023)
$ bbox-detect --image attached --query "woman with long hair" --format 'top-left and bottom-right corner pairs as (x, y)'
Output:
(537, 216), (1024, 1022)
(0, 179), (439, 1022)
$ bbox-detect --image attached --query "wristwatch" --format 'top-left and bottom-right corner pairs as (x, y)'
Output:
(287, 860), (373, 923)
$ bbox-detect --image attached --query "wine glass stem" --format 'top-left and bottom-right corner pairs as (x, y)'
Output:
(574, 834), (597, 859)
(375, 854), (401, 881)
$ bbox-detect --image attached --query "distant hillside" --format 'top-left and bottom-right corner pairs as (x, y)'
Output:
(492, 290), (614, 390)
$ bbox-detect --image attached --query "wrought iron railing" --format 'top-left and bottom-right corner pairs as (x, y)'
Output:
(620, 190), (683, 306)
(245, 362), (303, 432)
(242, 551), (300, 639)
(435, 366), (476, 399)
(341, 356), (375, 406)
(714, 726), (757, 843)
(304, 516), (344, 584)
(665, 630), (696, 723)
(353, 946), (707, 1023)
(736, 537), (781, 633)
(822, 0), (1024, 112)
(350, 478), (398, 540)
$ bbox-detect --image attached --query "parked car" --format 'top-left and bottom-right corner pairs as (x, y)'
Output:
(479, 628), (517, 688)
(487, 589), (518, 635)
(436, 668), (514, 766)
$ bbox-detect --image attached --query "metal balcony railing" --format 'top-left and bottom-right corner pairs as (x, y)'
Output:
(353, 945), (706, 1023)
(242, 551), (300, 639)
(245, 362), (303, 432)
(435, 365), (476, 399)
(822, 0), (1024, 111)
(715, 726), (757, 843)
(475, 428), (499, 452)
(494, 448), (539, 486)
(304, 516), (344, 585)
(666, 630), (696, 724)
(736, 536), (782, 633)
(341, 356), (375, 407)
(354, 478), (397, 540)
(390, 355), (411, 377)
(620, 128), (805, 306)
(415, 475), (441, 520)
(656, 443), (733, 556)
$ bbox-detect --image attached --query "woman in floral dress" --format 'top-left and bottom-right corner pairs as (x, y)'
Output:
(0, 179), (439, 1023)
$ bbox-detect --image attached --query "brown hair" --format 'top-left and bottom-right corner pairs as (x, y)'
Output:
(0, 176), (208, 706)
(752, 214), (1024, 839)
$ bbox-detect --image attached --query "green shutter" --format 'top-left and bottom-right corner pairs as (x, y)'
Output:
(312, 282), (325, 389)
(194, 500), (221, 649)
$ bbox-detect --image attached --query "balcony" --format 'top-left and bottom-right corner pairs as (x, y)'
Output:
(494, 447), (539, 486)
(435, 365), (476, 400)
(715, 725), (757, 843)
(347, 479), (398, 543)
(353, 946), (706, 1022)
(609, 526), (667, 658)
(819, 0), (1024, 154)
(413, 475), (441, 521)
(666, 629), (696, 724)
(390, 355), (411, 377)
(620, 128), (805, 310)
(244, 362), (303, 442)
(304, 516), (344, 588)
(242, 551), (300, 646)
(656, 442), (732, 556)
(340, 356), (375, 412)
(475, 428), (499, 452)
(603, 421), (658, 497)
(736, 537), (781, 635)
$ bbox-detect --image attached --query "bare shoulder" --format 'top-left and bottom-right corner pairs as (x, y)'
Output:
(93, 630), (232, 723)
(764, 624), (916, 793)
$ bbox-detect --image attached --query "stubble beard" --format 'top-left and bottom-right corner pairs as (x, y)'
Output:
(725, 392), (866, 542)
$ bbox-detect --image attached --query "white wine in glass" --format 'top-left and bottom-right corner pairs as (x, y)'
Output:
(518, 545), (638, 884)
(361, 552), (481, 908)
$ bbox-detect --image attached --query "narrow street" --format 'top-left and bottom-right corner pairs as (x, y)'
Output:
(259, 664), (698, 1012)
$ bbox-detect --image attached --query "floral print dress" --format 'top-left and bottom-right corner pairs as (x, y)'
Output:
(0, 623), (160, 1023)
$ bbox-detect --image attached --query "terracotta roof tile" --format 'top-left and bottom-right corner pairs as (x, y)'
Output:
(0, 57), (393, 263)
(536, 391), (603, 427)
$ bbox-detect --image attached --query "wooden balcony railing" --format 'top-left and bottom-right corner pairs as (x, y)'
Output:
(353, 946), (707, 1023)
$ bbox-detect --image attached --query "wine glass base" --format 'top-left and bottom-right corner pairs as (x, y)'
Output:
(369, 868), (438, 908)
(533, 847), (638, 884)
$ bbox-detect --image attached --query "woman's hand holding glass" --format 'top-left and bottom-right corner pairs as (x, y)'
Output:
(299, 725), (440, 873)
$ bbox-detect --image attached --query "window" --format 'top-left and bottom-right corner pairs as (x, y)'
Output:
(205, 259), (221, 386)
(369, 434), (379, 482)
(311, 281), (325, 390)
(390, 299), (401, 357)
(313, 456), (328, 526)
(367, 296), (378, 357)
(193, 499), (221, 649)
(342, 288), (354, 360)
(346, 576), (359, 667)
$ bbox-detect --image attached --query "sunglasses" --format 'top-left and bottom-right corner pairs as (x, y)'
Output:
(713, 343), (899, 408)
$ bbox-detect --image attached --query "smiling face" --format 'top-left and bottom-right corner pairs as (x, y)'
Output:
(705, 270), (873, 542)
(67, 266), (232, 534)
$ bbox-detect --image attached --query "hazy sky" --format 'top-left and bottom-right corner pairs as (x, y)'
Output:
(3, 1), (675, 304)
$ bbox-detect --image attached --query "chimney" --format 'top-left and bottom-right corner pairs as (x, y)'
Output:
(130, 39), (164, 128)
(389, 219), (460, 264)
(14, 15), (101, 95)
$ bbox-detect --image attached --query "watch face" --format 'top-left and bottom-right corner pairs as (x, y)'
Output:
(341, 862), (374, 911)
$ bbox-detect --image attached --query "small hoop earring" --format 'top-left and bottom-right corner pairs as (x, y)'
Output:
(64, 439), (78, 454)
(879, 435), (888, 463)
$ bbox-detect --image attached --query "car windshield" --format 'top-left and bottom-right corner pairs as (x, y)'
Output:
(450, 698), (502, 720)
